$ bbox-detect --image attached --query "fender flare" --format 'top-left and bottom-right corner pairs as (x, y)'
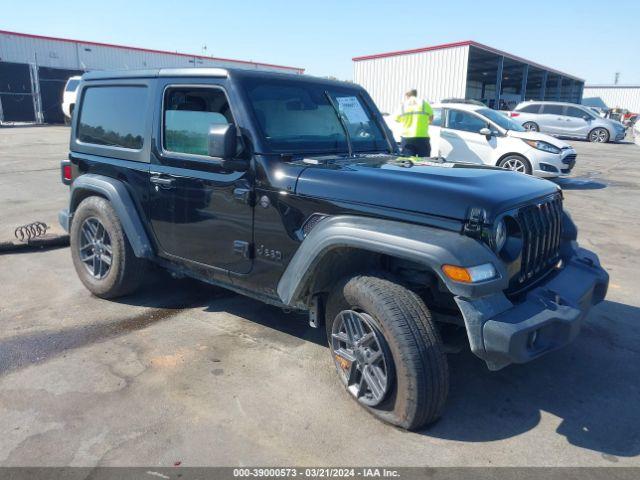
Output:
(276, 215), (508, 308)
(69, 174), (154, 259)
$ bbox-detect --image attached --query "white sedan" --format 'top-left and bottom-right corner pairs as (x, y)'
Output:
(386, 102), (577, 178)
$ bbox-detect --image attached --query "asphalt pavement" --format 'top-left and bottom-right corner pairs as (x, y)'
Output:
(0, 126), (639, 466)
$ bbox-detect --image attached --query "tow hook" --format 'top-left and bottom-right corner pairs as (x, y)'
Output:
(538, 289), (563, 310)
(577, 256), (595, 267)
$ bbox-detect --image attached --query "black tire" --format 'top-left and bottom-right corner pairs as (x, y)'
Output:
(498, 154), (532, 175)
(588, 127), (610, 143)
(70, 196), (146, 298)
(325, 274), (449, 430)
(522, 122), (539, 132)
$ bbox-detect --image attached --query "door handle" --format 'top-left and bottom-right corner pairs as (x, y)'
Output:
(150, 175), (175, 188)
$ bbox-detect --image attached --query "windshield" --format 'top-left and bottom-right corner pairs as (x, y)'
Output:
(65, 79), (80, 92)
(477, 108), (525, 132)
(242, 78), (388, 154)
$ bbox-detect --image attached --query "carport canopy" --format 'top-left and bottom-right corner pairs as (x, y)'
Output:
(465, 45), (584, 110)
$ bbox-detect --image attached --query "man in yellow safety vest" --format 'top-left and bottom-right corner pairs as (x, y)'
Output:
(395, 89), (433, 157)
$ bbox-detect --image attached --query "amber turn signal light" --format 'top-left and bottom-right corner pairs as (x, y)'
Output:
(442, 265), (473, 283)
(442, 263), (497, 283)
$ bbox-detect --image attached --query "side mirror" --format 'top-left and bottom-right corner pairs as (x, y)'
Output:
(479, 127), (493, 138)
(208, 123), (237, 159)
(208, 124), (249, 171)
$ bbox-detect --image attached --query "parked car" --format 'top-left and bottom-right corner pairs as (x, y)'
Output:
(386, 102), (578, 178)
(623, 113), (638, 128)
(59, 68), (608, 430)
(62, 76), (81, 124)
(510, 101), (626, 143)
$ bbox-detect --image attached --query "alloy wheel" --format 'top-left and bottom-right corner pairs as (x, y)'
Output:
(79, 217), (113, 279)
(331, 310), (393, 406)
(523, 122), (538, 132)
(590, 128), (608, 143)
(502, 157), (528, 173)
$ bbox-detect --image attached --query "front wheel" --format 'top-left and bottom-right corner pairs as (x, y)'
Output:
(589, 127), (610, 143)
(326, 274), (449, 430)
(499, 155), (532, 175)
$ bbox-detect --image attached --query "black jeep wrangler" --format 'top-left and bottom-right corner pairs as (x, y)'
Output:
(59, 68), (608, 430)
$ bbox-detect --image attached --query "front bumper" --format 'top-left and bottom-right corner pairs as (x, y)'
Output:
(455, 246), (608, 370)
(530, 148), (577, 178)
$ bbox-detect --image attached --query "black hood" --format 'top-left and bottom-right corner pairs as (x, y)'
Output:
(295, 155), (560, 223)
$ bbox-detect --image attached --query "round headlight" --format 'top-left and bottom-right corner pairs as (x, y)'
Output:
(495, 219), (507, 253)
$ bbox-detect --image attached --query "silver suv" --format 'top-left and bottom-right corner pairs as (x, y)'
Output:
(510, 101), (626, 143)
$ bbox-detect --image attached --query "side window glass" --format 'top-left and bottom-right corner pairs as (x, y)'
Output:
(566, 106), (590, 119)
(431, 108), (442, 127)
(519, 104), (540, 114)
(163, 87), (233, 156)
(78, 86), (147, 149)
(542, 105), (564, 115)
(446, 110), (487, 133)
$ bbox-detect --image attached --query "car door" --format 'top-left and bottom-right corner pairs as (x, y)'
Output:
(539, 104), (567, 135)
(563, 106), (593, 138)
(148, 80), (253, 274)
(439, 109), (497, 164)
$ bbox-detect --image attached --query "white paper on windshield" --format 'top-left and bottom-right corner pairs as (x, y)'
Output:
(336, 96), (369, 124)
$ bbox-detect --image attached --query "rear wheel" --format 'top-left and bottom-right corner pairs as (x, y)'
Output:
(522, 122), (539, 132)
(70, 196), (146, 298)
(326, 274), (449, 430)
(589, 127), (609, 143)
(499, 155), (532, 175)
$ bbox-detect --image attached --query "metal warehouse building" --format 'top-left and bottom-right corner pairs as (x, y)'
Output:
(0, 30), (303, 125)
(353, 41), (584, 114)
(582, 85), (640, 113)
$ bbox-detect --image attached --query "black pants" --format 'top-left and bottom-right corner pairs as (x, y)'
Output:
(401, 137), (431, 157)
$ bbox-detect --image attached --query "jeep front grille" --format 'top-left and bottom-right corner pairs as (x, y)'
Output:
(517, 195), (563, 283)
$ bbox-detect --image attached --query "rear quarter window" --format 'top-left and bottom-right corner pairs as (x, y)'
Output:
(77, 86), (147, 150)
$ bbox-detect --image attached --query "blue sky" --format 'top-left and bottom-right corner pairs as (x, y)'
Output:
(2, 0), (638, 84)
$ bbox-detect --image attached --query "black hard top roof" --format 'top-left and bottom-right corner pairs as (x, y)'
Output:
(81, 68), (358, 89)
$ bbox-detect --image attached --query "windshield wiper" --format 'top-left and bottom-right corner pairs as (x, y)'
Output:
(324, 91), (354, 158)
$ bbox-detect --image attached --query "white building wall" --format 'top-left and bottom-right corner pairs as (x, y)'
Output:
(0, 31), (302, 73)
(583, 86), (640, 113)
(0, 32), (78, 68)
(353, 45), (469, 114)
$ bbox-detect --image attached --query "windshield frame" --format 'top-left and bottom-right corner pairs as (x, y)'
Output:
(475, 107), (526, 133)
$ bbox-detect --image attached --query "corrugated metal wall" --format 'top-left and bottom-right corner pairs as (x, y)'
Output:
(0, 31), (302, 123)
(582, 86), (640, 113)
(0, 31), (301, 73)
(353, 45), (469, 114)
